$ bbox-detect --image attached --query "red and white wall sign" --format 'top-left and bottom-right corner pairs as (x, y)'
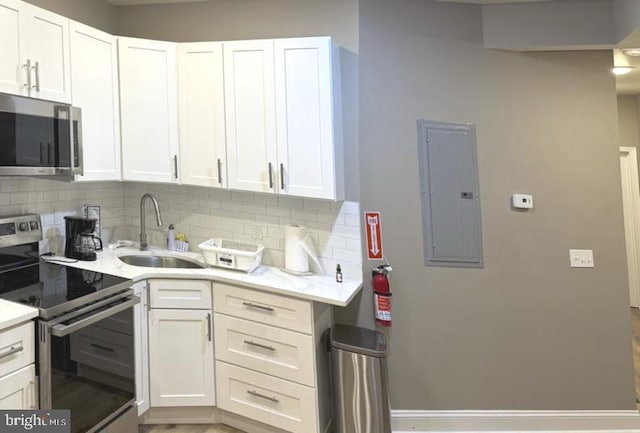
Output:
(365, 211), (384, 260)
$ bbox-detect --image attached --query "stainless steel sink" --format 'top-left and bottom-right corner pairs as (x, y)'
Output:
(118, 255), (205, 269)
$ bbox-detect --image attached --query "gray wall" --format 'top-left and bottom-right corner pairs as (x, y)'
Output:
(23, 0), (117, 33)
(357, 0), (635, 410)
(618, 95), (640, 149)
(482, 0), (616, 50)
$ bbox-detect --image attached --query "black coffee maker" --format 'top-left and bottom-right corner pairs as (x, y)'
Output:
(64, 216), (103, 261)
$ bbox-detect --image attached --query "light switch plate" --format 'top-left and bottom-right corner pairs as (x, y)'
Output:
(569, 249), (594, 268)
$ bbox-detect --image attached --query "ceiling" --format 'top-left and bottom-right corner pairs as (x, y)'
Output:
(105, 0), (208, 5)
(106, 0), (554, 5)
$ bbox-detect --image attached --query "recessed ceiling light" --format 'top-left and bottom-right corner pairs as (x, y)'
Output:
(623, 49), (640, 57)
(613, 66), (634, 75)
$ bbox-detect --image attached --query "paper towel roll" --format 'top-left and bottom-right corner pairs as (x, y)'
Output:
(285, 224), (322, 274)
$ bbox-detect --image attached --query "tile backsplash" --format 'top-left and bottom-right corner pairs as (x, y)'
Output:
(0, 178), (362, 280)
(122, 182), (362, 280)
(0, 178), (125, 254)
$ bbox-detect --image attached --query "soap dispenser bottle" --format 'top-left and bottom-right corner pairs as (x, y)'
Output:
(167, 224), (176, 250)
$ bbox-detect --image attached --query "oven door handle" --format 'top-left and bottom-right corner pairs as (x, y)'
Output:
(50, 296), (139, 337)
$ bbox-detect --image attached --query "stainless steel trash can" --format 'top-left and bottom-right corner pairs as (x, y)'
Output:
(330, 324), (390, 433)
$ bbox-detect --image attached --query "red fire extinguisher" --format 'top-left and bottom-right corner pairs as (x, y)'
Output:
(373, 265), (392, 327)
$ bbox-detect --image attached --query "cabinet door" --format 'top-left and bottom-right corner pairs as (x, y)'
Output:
(148, 309), (214, 407)
(25, 4), (71, 103)
(132, 282), (149, 415)
(274, 37), (343, 200)
(178, 42), (227, 188)
(0, 365), (36, 410)
(119, 37), (179, 183)
(0, 0), (27, 96)
(70, 21), (121, 182)
(224, 40), (277, 193)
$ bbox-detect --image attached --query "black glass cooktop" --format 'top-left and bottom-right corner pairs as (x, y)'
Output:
(0, 243), (132, 319)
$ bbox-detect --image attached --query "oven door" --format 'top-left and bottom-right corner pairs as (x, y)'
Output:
(38, 290), (139, 433)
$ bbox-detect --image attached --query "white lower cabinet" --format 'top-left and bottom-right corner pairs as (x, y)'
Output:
(0, 365), (36, 410)
(213, 283), (332, 433)
(0, 321), (36, 410)
(148, 279), (215, 407)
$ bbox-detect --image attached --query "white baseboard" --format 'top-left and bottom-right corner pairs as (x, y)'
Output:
(391, 410), (640, 432)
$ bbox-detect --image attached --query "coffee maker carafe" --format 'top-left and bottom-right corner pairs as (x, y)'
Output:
(64, 216), (103, 261)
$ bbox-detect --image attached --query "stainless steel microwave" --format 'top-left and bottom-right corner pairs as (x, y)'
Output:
(0, 93), (82, 177)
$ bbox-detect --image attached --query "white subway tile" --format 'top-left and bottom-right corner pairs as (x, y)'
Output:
(333, 248), (362, 263)
(344, 214), (361, 227)
(303, 199), (331, 211)
(267, 206), (292, 218)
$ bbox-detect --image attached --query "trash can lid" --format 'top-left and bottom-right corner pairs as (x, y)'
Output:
(330, 324), (387, 358)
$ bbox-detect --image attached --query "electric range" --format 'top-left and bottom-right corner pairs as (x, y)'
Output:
(0, 214), (139, 433)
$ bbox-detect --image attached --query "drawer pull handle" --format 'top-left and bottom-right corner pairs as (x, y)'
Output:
(247, 389), (279, 403)
(0, 346), (23, 360)
(242, 302), (274, 312)
(244, 340), (275, 351)
(90, 343), (115, 353)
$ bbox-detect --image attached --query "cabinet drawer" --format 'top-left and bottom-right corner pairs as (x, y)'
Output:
(213, 284), (312, 334)
(0, 364), (36, 410)
(0, 322), (34, 377)
(216, 361), (317, 433)
(150, 279), (212, 309)
(70, 326), (134, 379)
(214, 314), (315, 387)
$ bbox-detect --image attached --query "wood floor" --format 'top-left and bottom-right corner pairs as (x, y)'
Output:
(139, 424), (244, 433)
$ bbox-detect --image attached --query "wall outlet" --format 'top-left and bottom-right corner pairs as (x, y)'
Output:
(569, 249), (594, 268)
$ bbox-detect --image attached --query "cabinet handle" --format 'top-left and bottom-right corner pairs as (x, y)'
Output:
(206, 313), (212, 342)
(0, 346), (23, 360)
(242, 301), (274, 312)
(268, 163), (274, 188)
(217, 158), (223, 185)
(173, 155), (178, 180)
(23, 59), (31, 89)
(280, 163), (285, 190)
(90, 343), (114, 353)
(244, 340), (275, 351)
(247, 390), (279, 404)
(32, 61), (40, 92)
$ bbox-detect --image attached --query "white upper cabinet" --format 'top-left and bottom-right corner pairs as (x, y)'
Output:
(224, 40), (278, 194)
(0, 0), (26, 96)
(0, 0), (70, 102)
(274, 37), (343, 200)
(70, 21), (121, 182)
(178, 42), (227, 188)
(118, 37), (179, 183)
(224, 37), (344, 200)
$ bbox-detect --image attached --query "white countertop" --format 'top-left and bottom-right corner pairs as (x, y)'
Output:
(44, 246), (363, 307)
(0, 299), (38, 330)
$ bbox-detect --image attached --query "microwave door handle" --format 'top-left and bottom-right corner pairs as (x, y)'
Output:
(50, 296), (139, 337)
(71, 106), (83, 176)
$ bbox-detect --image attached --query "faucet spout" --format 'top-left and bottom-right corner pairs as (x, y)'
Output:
(140, 193), (163, 250)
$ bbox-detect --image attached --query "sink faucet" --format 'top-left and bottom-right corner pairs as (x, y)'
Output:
(140, 193), (163, 250)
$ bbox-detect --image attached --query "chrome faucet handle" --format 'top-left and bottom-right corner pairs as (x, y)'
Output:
(140, 193), (163, 251)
